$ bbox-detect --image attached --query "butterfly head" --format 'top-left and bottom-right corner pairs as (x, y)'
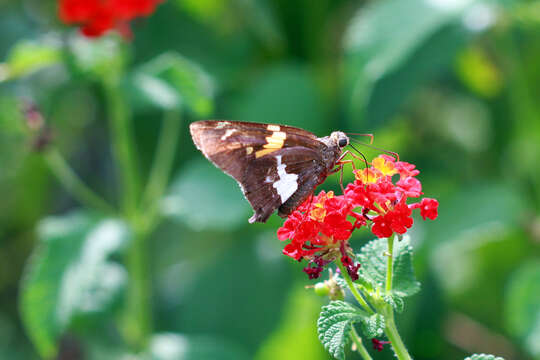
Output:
(330, 131), (349, 148)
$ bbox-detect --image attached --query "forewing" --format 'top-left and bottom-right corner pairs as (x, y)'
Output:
(190, 120), (322, 181)
(243, 147), (325, 223)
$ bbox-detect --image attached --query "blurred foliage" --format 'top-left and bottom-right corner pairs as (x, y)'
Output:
(0, 0), (539, 359)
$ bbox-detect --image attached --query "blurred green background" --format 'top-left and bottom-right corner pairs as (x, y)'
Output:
(1, 0), (540, 359)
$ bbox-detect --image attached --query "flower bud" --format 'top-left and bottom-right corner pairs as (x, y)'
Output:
(314, 282), (329, 297)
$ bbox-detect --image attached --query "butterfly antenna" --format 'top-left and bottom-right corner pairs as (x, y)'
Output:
(349, 144), (369, 168)
(350, 138), (400, 162)
(345, 133), (374, 145)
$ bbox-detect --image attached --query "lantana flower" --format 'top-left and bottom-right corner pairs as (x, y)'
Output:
(277, 154), (439, 279)
(58, 0), (163, 37)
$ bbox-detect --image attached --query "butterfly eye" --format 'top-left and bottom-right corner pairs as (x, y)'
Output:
(338, 138), (348, 147)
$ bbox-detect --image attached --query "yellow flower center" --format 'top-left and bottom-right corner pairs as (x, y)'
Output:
(372, 156), (397, 176)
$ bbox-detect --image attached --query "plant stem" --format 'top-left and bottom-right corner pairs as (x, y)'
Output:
(350, 327), (373, 360)
(123, 226), (152, 350)
(44, 148), (115, 214)
(104, 80), (140, 217)
(103, 79), (150, 350)
(386, 235), (394, 293)
(382, 235), (412, 360)
(384, 311), (412, 360)
(141, 110), (181, 230)
(336, 258), (373, 314)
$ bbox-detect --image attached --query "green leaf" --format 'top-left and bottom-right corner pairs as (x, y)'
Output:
(359, 313), (385, 339)
(464, 354), (505, 360)
(20, 211), (130, 358)
(383, 293), (405, 313)
(343, 0), (491, 123)
(147, 333), (250, 360)
(317, 301), (366, 360)
(4, 40), (62, 80)
(162, 159), (250, 231)
(128, 52), (215, 116)
(505, 261), (540, 358)
(357, 236), (420, 299)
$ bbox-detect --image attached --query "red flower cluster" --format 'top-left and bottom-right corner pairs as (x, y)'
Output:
(277, 155), (439, 279)
(58, 0), (162, 37)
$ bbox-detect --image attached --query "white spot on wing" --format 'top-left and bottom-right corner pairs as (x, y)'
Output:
(220, 129), (236, 140)
(216, 121), (229, 129)
(273, 155), (298, 203)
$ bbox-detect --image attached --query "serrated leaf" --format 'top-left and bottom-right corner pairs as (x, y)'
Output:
(359, 313), (385, 339)
(5, 39), (62, 80)
(464, 354), (505, 360)
(317, 301), (366, 360)
(383, 294), (404, 313)
(392, 237), (421, 297)
(19, 211), (130, 358)
(128, 52), (214, 116)
(357, 236), (420, 299)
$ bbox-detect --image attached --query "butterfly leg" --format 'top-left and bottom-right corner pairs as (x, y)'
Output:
(337, 150), (369, 168)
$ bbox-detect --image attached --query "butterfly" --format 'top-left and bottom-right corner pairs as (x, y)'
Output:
(190, 120), (352, 223)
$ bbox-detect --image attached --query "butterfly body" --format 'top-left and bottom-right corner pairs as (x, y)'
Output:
(190, 120), (349, 223)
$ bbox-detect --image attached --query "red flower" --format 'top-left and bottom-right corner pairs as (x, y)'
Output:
(276, 154), (439, 278)
(58, 0), (162, 38)
(414, 198), (439, 220)
(396, 176), (422, 198)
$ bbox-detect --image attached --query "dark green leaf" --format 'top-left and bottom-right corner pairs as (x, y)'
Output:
(343, 0), (491, 123)
(359, 313), (385, 339)
(383, 294), (405, 313)
(357, 236), (420, 298)
(147, 333), (250, 360)
(129, 52), (214, 116)
(162, 160), (250, 231)
(464, 354), (505, 360)
(19, 211), (130, 358)
(317, 301), (366, 360)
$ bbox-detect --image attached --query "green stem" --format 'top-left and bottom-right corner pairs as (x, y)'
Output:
(44, 148), (115, 214)
(103, 79), (150, 350)
(104, 80), (140, 217)
(123, 227), (152, 350)
(350, 327), (373, 360)
(382, 235), (412, 360)
(384, 311), (412, 360)
(386, 236), (395, 293)
(336, 258), (373, 314)
(141, 110), (181, 230)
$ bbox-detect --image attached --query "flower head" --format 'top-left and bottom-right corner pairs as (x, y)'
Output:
(277, 154), (439, 279)
(58, 0), (163, 38)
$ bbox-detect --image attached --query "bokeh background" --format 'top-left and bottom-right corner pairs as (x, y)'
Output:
(1, 0), (540, 359)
